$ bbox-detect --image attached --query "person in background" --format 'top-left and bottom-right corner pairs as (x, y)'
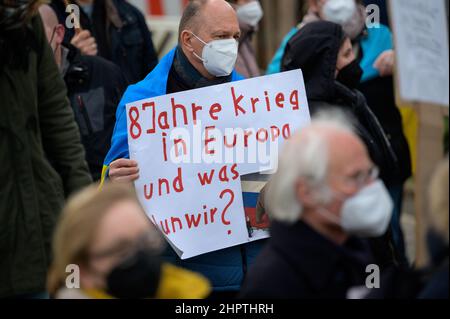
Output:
(0, 0), (92, 298)
(39, 4), (128, 181)
(226, 0), (263, 78)
(50, 0), (159, 84)
(268, 0), (411, 264)
(240, 111), (393, 299)
(101, 0), (264, 297)
(365, 157), (449, 299)
(47, 183), (211, 299)
(267, 0), (367, 75)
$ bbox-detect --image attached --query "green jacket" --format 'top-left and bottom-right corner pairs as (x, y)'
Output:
(0, 16), (92, 297)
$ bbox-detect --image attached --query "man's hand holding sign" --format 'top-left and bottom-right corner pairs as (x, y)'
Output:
(125, 70), (310, 259)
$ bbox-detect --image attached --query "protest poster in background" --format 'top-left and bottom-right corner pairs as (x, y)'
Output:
(390, 0), (449, 267)
(390, 0), (449, 107)
(126, 69), (310, 259)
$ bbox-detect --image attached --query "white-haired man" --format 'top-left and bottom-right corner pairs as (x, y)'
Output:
(240, 111), (393, 299)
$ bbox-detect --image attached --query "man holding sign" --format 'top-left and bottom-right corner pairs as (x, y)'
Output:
(102, 0), (310, 294)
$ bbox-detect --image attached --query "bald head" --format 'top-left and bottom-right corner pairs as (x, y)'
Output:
(39, 4), (58, 34)
(179, 0), (237, 37)
(295, 116), (370, 192)
(179, 0), (240, 79)
(39, 4), (65, 67)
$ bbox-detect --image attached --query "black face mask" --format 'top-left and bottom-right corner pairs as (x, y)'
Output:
(336, 59), (363, 89)
(106, 248), (163, 299)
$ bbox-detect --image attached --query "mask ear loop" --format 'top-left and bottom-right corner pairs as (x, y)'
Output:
(312, 186), (344, 226)
(49, 26), (60, 55)
(189, 32), (208, 63)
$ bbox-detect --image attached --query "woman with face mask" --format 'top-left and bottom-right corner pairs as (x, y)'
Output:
(280, 21), (402, 268)
(267, 0), (367, 75)
(226, 0), (263, 78)
(47, 183), (211, 299)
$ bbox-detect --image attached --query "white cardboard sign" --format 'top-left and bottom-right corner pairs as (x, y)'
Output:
(390, 0), (449, 106)
(126, 70), (310, 259)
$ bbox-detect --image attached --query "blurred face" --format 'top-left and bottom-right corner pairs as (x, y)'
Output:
(310, 0), (358, 19)
(297, 133), (376, 224)
(80, 200), (156, 290)
(180, 0), (241, 79)
(336, 37), (355, 77)
(323, 136), (375, 218)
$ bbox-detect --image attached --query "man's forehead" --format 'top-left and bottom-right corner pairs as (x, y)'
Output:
(208, 22), (240, 34)
(329, 135), (370, 174)
(39, 5), (58, 29)
(198, 1), (239, 30)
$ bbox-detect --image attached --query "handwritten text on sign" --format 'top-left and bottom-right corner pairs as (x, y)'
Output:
(390, 0), (449, 106)
(126, 70), (310, 259)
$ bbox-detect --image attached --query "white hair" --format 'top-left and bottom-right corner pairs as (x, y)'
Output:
(266, 108), (356, 224)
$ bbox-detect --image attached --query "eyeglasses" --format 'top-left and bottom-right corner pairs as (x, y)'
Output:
(339, 165), (380, 189)
(49, 26), (57, 46)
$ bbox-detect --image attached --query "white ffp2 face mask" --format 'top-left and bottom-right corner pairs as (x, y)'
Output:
(191, 33), (238, 77)
(340, 180), (393, 237)
(322, 0), (357, 25)
(237, 0), (264, 27)
(318, 180), (393, 238)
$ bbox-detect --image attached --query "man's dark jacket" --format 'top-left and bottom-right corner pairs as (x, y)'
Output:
(64, 46), (127, 180)
(240, 221), (374, 299)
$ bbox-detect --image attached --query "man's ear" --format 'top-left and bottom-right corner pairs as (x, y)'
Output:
(296, 179), (317, 208)
(180, 30), (195, 53)
(55, 24), (65, 46)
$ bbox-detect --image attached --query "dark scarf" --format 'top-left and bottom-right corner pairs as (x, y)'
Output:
(167, 46), (231, 94)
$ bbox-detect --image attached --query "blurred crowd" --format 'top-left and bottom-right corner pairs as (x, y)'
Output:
(0, 0), (448, 300)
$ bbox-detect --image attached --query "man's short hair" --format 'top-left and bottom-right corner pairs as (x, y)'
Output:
(178, 0), (209, 39)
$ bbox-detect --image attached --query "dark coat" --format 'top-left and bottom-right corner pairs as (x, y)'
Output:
(51, 0), (158, 84)
(0, 16), (92, 297)
(418, 259), (449, 299)
(64, 46), (128, 180)
(358, 76), (411, 185)
(239, 221), (374, 299)
(281, 21), (399, 187)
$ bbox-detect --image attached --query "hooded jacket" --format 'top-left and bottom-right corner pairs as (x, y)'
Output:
(282, 21), (398, 186)
(269, 18), (411, 185)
